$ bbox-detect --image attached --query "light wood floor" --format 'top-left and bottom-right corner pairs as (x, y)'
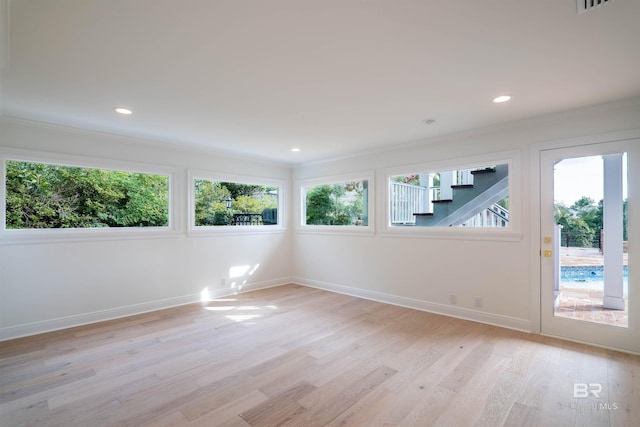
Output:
(1, 284), (638, 427)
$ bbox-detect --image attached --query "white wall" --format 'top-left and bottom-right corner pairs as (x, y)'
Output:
(292, 97), (640, 332)
(0, 119), (292, 339)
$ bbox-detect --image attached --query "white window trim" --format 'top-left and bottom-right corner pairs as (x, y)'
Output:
(381, 151), (522, 241)
(0, 148), (180, 245)
(187, 169), (287, 236)
(297, 170), (375, 236)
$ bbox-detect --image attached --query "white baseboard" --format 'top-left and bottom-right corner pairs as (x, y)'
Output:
(0, 294), (199, 342)
(292, 277), (533, 333)
(0, 277), (292, 342)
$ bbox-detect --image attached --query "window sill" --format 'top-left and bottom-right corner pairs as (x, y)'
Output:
(0, 227), (182, 246)
(187, 226), (287, 237)
(381, 226), (522, 242)
(296, 226), (375, 237)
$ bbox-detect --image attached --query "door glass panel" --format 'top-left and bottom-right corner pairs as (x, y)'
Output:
(553, 153), (628, 327)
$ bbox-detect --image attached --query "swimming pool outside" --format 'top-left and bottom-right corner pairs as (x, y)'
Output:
(560, 265), (629, 292)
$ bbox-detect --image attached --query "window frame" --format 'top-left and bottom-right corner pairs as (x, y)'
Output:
(187, 169), (287, 236)
(297, 171), (375, 236)
(0, 148), (179, 245)
(382, 151), (522, 241)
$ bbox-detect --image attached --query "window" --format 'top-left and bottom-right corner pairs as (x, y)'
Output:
(385, 154), (520, 240)
(189, 171), (285, 233)
(390, 163), (509, 227)
(299, 172), (373, 234)
(4, 159), (171, 231)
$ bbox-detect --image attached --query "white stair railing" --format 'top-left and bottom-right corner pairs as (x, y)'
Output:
(459, 203), (509, 227)
(390, 182), (426, 224)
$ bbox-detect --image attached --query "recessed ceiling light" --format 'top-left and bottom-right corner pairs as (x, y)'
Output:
(291, 148), (301, 152)
(114, 107), (132, 115)
(493, 95), (511, 103)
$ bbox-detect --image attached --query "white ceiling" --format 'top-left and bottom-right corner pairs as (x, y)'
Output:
(2, 0), (640, 164)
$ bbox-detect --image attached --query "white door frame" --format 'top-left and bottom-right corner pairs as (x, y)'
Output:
(530, 130), (640, 354)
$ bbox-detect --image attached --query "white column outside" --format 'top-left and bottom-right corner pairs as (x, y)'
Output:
(602, 154), (625, 310)
(554, 225), (562, 309)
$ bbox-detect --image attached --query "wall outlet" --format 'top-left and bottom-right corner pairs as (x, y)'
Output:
(220, 278), (227, 288)
(474, 297), (483, 308)
(450, 294), (457, 305)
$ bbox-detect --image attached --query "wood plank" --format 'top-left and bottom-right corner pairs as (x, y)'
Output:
(239, 381), (316, 426)
(430, 352), (509, 425)
(42, 374), (161, 426)
(0, 399), (49, 426)
(503, 402), (542, 427)
(290, 365), (397, 426)
(474, 370), (524, 427)
(438, 341), (496, 393)
(324, 384), (391, 427)
(0, 366), (96, 404)
(607, 351), (640, 427)
(186, 389), (267, 427)
(397, 385), (457, 426)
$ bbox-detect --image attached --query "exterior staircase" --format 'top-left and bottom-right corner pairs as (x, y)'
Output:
(413, 164), (509, 226)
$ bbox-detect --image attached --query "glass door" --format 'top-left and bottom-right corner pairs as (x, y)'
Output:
(540, 140), (638, 353)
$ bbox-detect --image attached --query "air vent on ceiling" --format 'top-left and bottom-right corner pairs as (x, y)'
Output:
(578, 0), (614, 14)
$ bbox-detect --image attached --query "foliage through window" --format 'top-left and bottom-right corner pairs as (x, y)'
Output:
(304, 180), (368, 226)
(554, 197), (629, 248)
(390, 163), (510, 228)
(5, 160), (169, 229)
(194, 179), (279, 226)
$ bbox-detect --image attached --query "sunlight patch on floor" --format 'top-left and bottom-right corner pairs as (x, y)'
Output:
(201, 299), (279, 323)
(226, 314), (261, 322)
(205, 306), (235, 311)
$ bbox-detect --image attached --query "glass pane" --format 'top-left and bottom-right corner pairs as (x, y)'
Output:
(304, 180), (368, 226)
(194, 179), (278, 226)
(5, 160), (169, 229)
(390, 163), (509, 227)
(553, 153), (628, 327)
